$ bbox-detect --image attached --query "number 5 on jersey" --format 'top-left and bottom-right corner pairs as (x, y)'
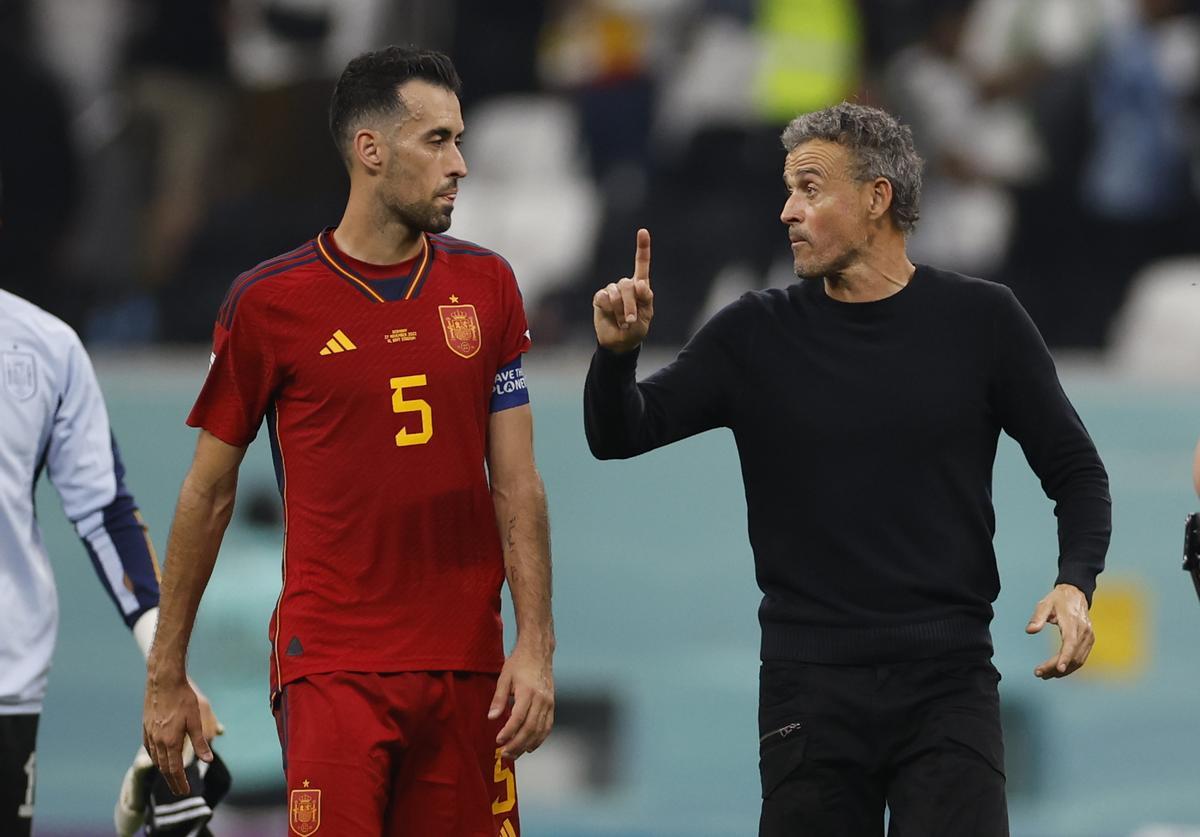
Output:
(390, 375), (433, 446)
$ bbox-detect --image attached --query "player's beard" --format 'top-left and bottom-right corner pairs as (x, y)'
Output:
(388, 195), (454, 234)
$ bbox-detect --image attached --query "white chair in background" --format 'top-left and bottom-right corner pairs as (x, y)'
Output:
(1108, 257), (1200, 381)
(462, 95), (587, 181)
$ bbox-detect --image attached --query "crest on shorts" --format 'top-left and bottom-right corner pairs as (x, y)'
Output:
(439, 304), (481, 358)
(2, 352), (36, 401)
(289, 786), (321, 835)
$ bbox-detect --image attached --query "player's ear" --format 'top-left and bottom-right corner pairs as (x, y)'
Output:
(352, 128), (386, 173)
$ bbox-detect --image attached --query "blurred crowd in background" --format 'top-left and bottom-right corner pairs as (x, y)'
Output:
(1, 0), (1198, 350)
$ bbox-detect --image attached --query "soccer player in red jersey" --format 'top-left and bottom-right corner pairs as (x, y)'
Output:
(142, 47), (553, 836)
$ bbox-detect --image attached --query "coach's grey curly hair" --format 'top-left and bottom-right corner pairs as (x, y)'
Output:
(781, 102), (923, 234)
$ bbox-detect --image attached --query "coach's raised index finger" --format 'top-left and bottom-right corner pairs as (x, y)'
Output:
(634, 228), (651, 287)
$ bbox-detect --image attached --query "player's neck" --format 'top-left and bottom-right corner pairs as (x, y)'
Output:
(333, 200), (425, 265)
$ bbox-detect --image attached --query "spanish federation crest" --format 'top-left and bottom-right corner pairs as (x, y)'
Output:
(439, 304), (482, 358)
(289, 787), (321, 835)
(2, 352), (36, 401)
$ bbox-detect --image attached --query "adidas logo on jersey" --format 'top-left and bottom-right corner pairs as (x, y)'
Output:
(319, 330), (357, 355)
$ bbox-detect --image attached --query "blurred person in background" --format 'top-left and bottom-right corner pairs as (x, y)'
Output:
(158, 0), (425, 344)
(143, 46), (553, 836)
(585, 102), (1110, 835)
(0, 181), (220, 833)
(540, 0), (656, 188)
(1075, 0), (1200, 346)
(884, 0), (1103, 345)
(882, 0), (1034, 279)
(950, 0), (1200, 348)
(115, 0), (233, 340)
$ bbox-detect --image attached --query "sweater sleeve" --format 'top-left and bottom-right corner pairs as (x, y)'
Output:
(991, 287), (1111, 603)
(584, 299), (744, 459)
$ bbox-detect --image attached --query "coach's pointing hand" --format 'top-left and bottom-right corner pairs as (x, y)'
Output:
(594, 228), (654, 353)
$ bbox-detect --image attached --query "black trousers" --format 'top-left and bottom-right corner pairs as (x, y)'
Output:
(758, 656), (1008, 837)
(0, 714), (39, 837)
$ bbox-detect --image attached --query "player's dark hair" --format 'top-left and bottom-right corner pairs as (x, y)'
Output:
(781, 102), (923, 234)
(329, 45), (462, 163)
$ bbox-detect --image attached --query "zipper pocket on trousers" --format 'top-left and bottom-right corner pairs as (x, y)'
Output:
(760, 722), (803, 745)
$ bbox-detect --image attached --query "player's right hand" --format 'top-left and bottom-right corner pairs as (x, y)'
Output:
(143, 668), (213, 795)
(593, 228), (654, 353)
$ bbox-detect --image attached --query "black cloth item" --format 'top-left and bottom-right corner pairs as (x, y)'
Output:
(584, 265), (1111, 665)
(144, 750), (232, 835)
(0, 714), (38, 837)
(757, 654), (1008, 836)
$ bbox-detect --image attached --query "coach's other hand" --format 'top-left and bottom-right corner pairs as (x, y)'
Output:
(1026, 583), (1095, 679)
(143, 668), (215, 795)
(594, 228), (654, 353)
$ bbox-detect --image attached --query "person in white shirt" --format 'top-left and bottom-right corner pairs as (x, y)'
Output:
(0, 287), (218, 835)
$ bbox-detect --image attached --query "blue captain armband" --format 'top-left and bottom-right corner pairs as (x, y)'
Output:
(490, 356), (530, 412)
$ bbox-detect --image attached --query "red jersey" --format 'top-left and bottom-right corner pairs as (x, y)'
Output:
(188, 228), (531, 699)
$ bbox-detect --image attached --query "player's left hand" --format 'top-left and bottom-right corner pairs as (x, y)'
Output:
(490, 640), (554, 759)
(1026, 583), (1094, 679)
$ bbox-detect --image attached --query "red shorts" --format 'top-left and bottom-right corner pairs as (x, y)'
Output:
(275, 671), (519, 837)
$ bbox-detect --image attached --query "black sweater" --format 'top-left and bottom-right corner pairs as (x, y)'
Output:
(584, 266), (1111, 664)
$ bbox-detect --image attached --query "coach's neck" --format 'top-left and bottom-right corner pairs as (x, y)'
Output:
(823, 224), (915, 304)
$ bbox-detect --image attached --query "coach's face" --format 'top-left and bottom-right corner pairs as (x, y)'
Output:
(780, 140), (875, 280)
(379, 79), (468, 233)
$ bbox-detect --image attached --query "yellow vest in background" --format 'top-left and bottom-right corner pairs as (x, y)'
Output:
(754, 0), (862, 123)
